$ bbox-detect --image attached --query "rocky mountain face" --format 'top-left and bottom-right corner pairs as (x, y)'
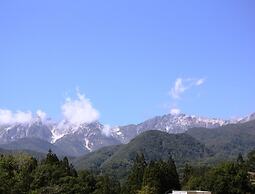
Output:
(54, 122), (121, 156)
(238, 112), (255, 123)
(114, 113), (231, 143)
(0, 119), (120, 156)
(0, 112), (254, 156)
(0, 117), (52, 144)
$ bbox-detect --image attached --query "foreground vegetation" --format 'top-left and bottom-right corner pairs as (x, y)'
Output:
(0, 150), (120, 194)
(182, 152), (255, 194)
(1, 149), (255, 194)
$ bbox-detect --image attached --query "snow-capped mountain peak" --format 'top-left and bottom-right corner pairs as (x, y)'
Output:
(0, 112), (254, 155)
(115, 113), (232, 143)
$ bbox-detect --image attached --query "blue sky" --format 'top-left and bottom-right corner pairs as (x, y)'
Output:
(0, 0), (255, 125)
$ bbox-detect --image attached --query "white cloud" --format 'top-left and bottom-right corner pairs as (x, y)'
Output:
(102, 124), (112, 137)
(0, 109), (13, 124)
(0, 109), (32, 125)
(170, 78), (187, 99)
(196, 78), (205, 86)
(170, 77), (205, 99)
(15, 111), (32, 123)
(61, 91), (100, 126)
(170, 108), (181, 115)
(36, 110), (47, 120)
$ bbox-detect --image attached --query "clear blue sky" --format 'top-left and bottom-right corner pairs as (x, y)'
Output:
(0, 0), (255, 125)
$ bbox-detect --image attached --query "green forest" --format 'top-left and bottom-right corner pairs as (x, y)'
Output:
(1, 150), (255, 194)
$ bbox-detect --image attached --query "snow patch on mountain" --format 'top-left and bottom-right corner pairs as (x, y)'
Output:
(84, 138), (92, 151)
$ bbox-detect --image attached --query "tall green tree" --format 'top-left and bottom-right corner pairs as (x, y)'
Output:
(0, 150), (121, 194)
(237, 153), (244, 164)
(142, 159), (180, 194)
(247, 150), (255, 172)
(206, 162), (253, 194)
(138, 185), (157, 194)
(182, 164), (194, 185)
(184, 162), (254, 194)
(123, 153), (147, 194)
(93, 175), (120, 194)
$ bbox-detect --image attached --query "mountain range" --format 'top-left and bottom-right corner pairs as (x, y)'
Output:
(72, 119), (255, 181)
(0, 112), (254, 157)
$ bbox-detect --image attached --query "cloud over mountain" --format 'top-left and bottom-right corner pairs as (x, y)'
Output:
(61, 91), (100, 126)
(170, 108), (181, 115)
(0, 109), (33, 125)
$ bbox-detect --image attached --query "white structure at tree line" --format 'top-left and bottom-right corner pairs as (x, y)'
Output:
(171, 191), (211, 194)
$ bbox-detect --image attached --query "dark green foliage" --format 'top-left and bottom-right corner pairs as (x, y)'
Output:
(1, 148), (255, 194)
(0, 147), (46, 160)
(77, 170), (97, 193)
(122, 154), (147, 194)
(0, 150), (120, 194)
(137, 185), (157, 194)
(43, 149), (60, 165)
(73, 144), (123, 172)
(182, 164), (194, 185)
(0, 154), (38, 194)
(187, 120), (255, 160)
(183, 160), (254, 194)
(142, 158), (180, 194)
(142, 161), (161, 193)
(123, 154), (180, 194)
(237, 153), (244, 164)
(206, 162), (253, 194)
(93, 175), (121, 194)
(247, 150), (255, 171)
(75, 130), (211, 181)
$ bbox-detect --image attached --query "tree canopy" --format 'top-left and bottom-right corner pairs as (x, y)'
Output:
(0, 151), (120, 194)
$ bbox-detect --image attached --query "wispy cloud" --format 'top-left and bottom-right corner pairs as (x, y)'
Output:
(170, 77), (205, 99)
(169, 77), (206, 114)
(170, 78), (186, 99)
(196, 78), (205, 86)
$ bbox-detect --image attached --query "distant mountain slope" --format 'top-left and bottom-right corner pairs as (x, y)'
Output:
(54, 122), (121, 157)
(238, 112), (255, 123)
(0, 147), (46, 160)
(115, 113), (230, 143)
(72, 144), (123, 172)
(0, 137), (68, 156)
(0, 121), (121, 156)
(74, 130), (211, 180)
(0, 117), (53, 144)
(186, 119), (255, 159)
(103, 130), (211, 166)
(54, 134), (91, 157)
